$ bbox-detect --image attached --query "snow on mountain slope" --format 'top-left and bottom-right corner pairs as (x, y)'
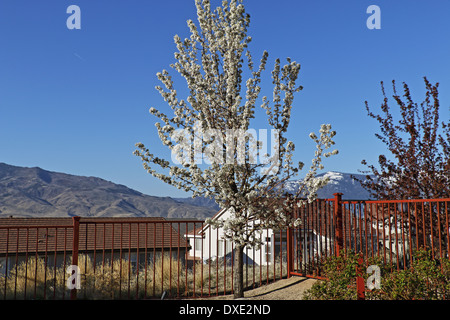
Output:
(283, 171), (373, 200)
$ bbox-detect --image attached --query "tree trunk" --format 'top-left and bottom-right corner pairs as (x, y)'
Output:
(233, 244), (244, 299)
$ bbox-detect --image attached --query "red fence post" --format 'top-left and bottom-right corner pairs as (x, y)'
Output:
(71, 216), (80, 300)
(286, 226), (293, 278)
(333, 193), (344, 257)
(356, 253), (365, 300)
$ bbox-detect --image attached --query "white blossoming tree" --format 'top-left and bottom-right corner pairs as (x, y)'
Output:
(134, 0), (338, 298)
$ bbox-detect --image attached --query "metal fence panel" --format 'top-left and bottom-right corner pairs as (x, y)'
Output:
(1, 196), (449, 299)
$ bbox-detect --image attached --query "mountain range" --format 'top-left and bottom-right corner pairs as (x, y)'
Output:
(0, 163), (217, 218)
(0, 163), (371, 218)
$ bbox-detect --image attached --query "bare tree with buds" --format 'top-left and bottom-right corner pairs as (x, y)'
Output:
(357, 77), (449, 253)
(358, 77), (449, 200)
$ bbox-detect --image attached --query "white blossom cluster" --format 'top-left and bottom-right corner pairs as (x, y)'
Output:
(297, 124), (339, 205)
(134, 0), (338, 250)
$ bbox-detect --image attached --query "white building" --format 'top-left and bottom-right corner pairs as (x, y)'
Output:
(185, 208), (287, 266)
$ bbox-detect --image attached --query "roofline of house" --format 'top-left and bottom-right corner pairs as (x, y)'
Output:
(0, 216), (192, 255)
(184, 208), (227, 237)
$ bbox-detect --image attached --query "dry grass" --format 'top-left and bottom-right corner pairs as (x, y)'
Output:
(0, 254), (288, 299)
(0, 257), (67, 299)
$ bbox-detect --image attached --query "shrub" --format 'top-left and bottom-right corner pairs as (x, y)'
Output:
(303, 249), (450, 300)
(373, 249), (450, 300)
(303, 251), (386, 300)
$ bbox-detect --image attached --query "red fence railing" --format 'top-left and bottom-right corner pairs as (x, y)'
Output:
(0, 221), (74, 300)
(287, 195), (450, 278)
(1, 195), (449, 299)
(0, 217), (288, 300)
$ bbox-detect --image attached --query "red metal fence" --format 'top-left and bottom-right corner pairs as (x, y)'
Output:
(287, 194), (450, 278)
(0, 221), (73, 300)
(0, 217), (288, 300)
(1, 194), (449, 300)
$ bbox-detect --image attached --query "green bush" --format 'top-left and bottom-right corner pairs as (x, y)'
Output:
(374, 250), (450, 300)
(303, 251), (386, 300)
(303, 249), (450, 300)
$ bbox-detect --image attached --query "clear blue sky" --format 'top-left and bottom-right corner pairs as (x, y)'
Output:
(1, 0), (449, 197)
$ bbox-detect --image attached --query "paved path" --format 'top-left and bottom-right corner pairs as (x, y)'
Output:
(201, 276), (319, 300)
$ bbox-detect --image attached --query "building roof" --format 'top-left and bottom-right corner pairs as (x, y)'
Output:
(0, 217), (190, 255)
(185, 208), (226, 237)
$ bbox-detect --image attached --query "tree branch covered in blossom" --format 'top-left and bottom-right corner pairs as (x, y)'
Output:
(134, 0), (338, 249)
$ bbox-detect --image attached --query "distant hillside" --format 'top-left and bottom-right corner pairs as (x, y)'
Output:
(0, 163), (372, 218)
(174, 196), (220, 211)
(0, 163), (216, 218)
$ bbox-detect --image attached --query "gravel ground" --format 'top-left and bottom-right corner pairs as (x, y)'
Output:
(199, 277), (319, 300)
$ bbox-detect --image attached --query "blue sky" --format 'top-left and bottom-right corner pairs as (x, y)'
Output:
(0, 0), (449, 198)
